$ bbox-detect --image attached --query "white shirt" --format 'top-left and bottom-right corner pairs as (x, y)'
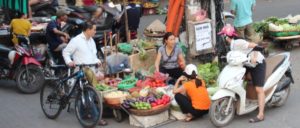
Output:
(63, 33), (100, 65)
(230, 39), (265, 63)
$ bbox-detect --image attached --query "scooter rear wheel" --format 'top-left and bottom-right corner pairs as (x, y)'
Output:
(209, 97), (235, 127)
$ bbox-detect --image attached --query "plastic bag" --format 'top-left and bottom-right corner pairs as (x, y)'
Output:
(106, 53), (130, 74)
(117, 43), (133, 54)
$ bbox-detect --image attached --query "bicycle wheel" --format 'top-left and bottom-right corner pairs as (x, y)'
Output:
(75, 86), (102, 128)
(40, 80), (63, 119)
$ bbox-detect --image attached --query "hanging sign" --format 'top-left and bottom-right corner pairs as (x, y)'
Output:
(194, 22), (212, 51)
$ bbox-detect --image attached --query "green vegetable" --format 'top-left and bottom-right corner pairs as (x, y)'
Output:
(197, 62), (220, 88)
(95, 84), (112, 91)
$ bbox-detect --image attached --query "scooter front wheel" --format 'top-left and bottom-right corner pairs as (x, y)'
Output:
(16, 64), (45, 93)
(209, 97), (235, 127)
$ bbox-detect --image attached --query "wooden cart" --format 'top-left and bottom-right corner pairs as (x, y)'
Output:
(272, 35), (300, 51)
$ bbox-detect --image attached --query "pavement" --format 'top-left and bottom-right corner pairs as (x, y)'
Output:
(1, 0), (300, 128)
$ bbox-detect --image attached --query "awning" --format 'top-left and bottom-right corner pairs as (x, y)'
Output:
(0, 0), (29, 14)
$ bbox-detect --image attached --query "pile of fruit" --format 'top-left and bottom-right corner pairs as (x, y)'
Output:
(104, 78), (122, 87)
(135, 72), (169, 88)
(121, 92), (170, 110)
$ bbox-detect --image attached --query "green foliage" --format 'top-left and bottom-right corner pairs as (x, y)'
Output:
(197, 62), (220, 87)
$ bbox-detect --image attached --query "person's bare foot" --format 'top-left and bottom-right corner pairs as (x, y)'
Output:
(184, 113), (193, 122)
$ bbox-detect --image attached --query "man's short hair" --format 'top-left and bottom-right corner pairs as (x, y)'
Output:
(82, 22), (96, 31)
(56, 9), (69, 18)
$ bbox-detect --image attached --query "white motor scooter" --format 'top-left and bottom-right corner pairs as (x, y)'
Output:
(209, 50), (294, 127)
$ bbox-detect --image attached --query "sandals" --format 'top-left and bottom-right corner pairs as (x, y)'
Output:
(249, 117), (264, 123)
(184, 117), (193, 122)
(98, 119), (108, 126)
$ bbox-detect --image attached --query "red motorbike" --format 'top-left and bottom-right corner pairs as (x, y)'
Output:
(0, 42), (45, 94)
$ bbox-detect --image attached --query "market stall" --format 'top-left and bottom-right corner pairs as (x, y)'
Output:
(254, 16), (300, 50)
(94, 69), (177, 127)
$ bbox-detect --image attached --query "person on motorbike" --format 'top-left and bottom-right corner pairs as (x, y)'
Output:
(10, 11), (31, 46)
(173, 64), (210, 122)
(62, 21), (107, 126)
(90, 7), (104, 24)
(218, 24), (266, 123)
(155, 32), (185, 84)
(46, 9), (70, 64)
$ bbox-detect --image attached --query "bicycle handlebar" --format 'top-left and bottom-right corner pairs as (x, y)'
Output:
(75, 64), (99, 68)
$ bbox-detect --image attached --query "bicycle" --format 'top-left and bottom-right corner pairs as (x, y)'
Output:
(40, 64), (102, 128)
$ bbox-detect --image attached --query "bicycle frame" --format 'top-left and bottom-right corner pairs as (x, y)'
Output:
(57, 66), (88, 108)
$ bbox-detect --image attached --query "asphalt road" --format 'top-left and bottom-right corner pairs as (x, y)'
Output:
(1, 0), (300, 128)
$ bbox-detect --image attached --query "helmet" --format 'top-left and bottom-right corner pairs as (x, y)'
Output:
(184, 64), (198, 76)
(218, 24), (238, 37)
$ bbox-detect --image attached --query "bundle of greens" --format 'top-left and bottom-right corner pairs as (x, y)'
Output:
(197, 62), (220, 88)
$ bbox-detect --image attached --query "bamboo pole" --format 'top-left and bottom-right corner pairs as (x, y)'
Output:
(122, 0), (131, 42)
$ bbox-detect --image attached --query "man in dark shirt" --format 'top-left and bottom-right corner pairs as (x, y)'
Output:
(46, 9), (70, 64)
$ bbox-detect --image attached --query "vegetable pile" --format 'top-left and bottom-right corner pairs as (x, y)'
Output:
(253, 16), (300, 34)
(197, 62), (220, 88)
(104, 91), (128, 99)
(118, 78), (138, 89)
(121, 93), (170, 110)
(95, 84), (114, 91)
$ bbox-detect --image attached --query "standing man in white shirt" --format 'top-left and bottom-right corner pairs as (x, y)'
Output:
(62, 22), (108, 126)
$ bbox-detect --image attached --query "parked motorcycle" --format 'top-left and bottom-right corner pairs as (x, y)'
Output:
(209, 49), (294, 127)
(31, 0), (57, 17)
(0, 38), (45, 93)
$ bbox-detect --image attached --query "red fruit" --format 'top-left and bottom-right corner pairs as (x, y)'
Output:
(151, 103), (157, 107)
(162, 100), (167, 105)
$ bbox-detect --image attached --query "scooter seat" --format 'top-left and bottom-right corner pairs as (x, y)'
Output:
(265, 54), (285, 81)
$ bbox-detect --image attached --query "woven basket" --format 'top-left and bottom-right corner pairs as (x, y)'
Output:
(104, 96), (127, 107)
(129, 103), (170, 116)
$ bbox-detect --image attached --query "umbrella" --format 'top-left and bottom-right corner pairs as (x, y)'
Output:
(0, 0), (29, 14)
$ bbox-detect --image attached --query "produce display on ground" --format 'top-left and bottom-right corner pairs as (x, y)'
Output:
(95, 84), (115, 91)
(253, 16), (300, 37)
(122, 88), (171, 110)
(135, 72), (168, 88)
(118, 77), (138, 89)
(197, 62), (220, 88)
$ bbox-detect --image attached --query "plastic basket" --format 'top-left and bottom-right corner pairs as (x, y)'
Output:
(129, 103), (170, 116)
(270, 31), (300, 37)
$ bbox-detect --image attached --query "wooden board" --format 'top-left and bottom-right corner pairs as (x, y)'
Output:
(129, 49), (157, 72)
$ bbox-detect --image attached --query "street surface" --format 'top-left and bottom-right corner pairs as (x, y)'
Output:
(1, 0), (300, 128)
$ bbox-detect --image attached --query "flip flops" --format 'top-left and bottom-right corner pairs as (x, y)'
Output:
(249, 117), (264, 123)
